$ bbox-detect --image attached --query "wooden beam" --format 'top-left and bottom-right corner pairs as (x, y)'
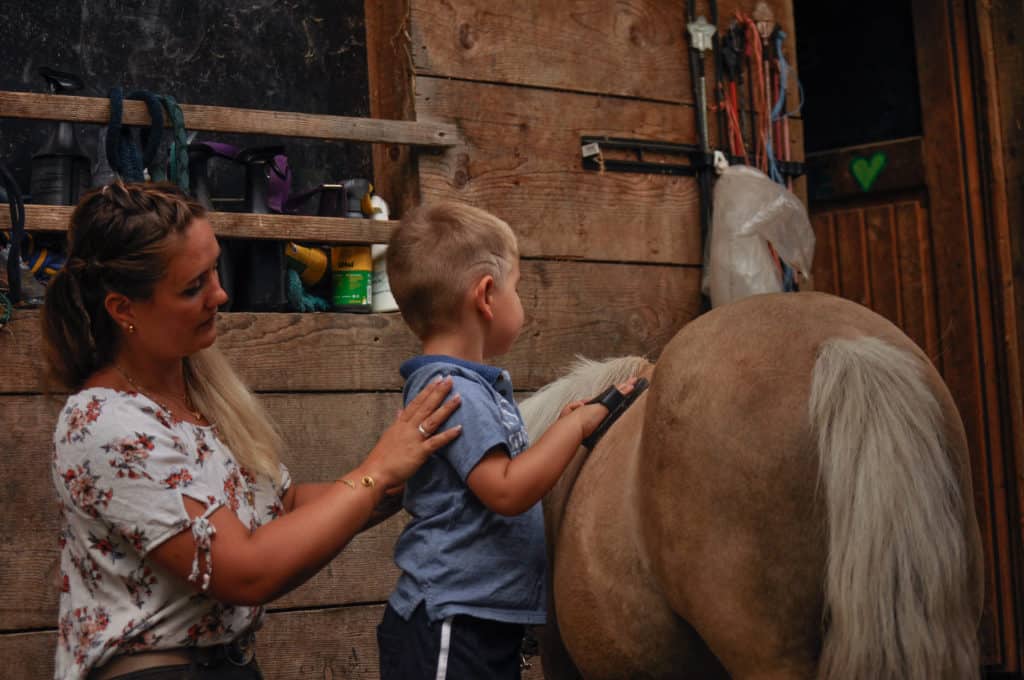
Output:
(0, 203), (395, 244)
(805, 137), (925, 202)
(365, 0), (421, 218)
(0, 91), (460, 147)
(0, 261), (701, 394)
(912, 0), (1016, 668)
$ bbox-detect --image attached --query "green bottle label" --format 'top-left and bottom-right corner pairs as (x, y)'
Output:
(333, 271), (372, 307)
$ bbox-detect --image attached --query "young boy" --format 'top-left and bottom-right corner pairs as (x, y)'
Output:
(378, 201), (641, 679)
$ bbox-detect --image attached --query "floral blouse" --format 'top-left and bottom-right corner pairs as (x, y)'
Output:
(51, 388), (291, 680)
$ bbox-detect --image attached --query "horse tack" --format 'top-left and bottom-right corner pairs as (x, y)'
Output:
(524, 292), (984, 680)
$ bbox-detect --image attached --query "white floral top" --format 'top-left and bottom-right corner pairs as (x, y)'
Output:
(51, 388), (291, 680)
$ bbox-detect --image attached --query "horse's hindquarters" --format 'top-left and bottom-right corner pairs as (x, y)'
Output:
(634, 293), (982, 680)
(637, 301), (828, 679)
(551, 397), (729, 680)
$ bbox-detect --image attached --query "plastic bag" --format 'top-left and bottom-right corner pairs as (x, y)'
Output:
(704, 165), (815, 308)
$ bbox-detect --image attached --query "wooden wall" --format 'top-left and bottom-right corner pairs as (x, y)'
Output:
(0, 1), (802, 677)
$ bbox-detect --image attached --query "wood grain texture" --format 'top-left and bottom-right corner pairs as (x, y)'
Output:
(0, 608), (546, 679)
(979, 3), (1024, 669)
(810, 212), (837, 294)
(0, 260), (701, 394)
(365, 0), (423, 218)
(833, 209), (869, 308)
(810, 199), (938, 363)
(0, 203), (396, 244)
(805, 137), (925, 202)
(863, 205), (901, 326)
(0, 90), (459, 147)
(407, 0), (797, 105)
(913, 0), (1010, 665)
(415, 76), (703, 264)
(893, 200), (938, 360)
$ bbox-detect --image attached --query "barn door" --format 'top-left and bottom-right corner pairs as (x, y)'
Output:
(799, 0), (1020, 672)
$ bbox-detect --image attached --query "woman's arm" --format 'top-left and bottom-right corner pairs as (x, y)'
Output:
(284, 482), (405, 531)
(150, 377), (460, 605)
(466, 379), (637, 516)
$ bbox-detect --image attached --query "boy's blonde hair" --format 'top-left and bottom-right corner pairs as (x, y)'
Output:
(387, 201), (519, 339)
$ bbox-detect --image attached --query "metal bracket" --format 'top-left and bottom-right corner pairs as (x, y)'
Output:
(579, 136), (805, 178)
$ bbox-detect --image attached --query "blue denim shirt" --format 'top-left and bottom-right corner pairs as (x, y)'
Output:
(388, 355), (547, 625)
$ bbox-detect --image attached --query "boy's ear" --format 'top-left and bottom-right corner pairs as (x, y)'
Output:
(472, 274), (496, 320)
(104, 292), (135, 330)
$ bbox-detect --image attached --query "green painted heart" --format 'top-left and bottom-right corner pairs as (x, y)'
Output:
(850, 152), (888, 192)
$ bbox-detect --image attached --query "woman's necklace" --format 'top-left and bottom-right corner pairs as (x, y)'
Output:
(115, 364), (204, 422)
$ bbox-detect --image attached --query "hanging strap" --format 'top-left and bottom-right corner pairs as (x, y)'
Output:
(0, 161), (26, 304)
(158, 95), (190, 190)
(106, 87), (165, 182)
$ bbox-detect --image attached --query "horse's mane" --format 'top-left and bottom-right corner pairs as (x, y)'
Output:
(520, 355), (652, 440)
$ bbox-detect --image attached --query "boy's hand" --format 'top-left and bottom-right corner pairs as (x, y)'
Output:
(566, 376), (641, 440)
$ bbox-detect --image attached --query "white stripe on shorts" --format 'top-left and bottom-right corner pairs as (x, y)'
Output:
(435, 616), (454, 680)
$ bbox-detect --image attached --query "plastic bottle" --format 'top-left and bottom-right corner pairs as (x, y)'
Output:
(368, 196), (398, 313)
(30, 67), (92, 205)
(331, 246), (372, 313)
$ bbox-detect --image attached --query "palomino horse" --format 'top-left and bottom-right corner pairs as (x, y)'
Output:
(520, 292), (983, 680)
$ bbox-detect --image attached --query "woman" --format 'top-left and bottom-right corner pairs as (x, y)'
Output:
(43, 181), (462, 680)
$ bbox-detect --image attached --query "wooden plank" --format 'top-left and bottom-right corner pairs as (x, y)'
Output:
(912, 0), (1010, 666)
(810, 211), (837, 294)
(0, 91), (459, 147)
(407, 0), (797, 105)
(982, 3), (1024, 671)
(0, 260), (701, 394)
(0, 204), (395, 244)
(365, 0), (422, 218)
(864, 205), (901, 326)
(0, 630), (52, 680)
(415, 76), (703, 265)
(833, 209), (870, 307)
(893, 199), (938, 360)
(805, 137), (926, 202)
(0, 607), (546, 680)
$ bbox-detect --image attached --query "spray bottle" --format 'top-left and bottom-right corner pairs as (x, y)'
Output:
(30, 67), (91, 205)
(235, 146), (290, 312)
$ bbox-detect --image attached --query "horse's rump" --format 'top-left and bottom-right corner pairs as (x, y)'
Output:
(527, 292), (983, 680)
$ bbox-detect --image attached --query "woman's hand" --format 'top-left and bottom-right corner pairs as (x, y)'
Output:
(358, 376), (462, 489)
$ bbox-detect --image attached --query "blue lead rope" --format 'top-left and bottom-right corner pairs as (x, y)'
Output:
(106, 87), (165, 182)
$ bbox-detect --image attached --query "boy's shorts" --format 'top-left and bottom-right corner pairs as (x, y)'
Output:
(377, 602), (524, 680)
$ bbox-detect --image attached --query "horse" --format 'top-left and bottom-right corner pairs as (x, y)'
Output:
(519, 292), (984, 680)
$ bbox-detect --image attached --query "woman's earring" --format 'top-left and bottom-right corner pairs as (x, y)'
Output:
(126, 323), (136, 334)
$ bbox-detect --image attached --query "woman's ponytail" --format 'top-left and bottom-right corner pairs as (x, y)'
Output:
(41, 264), (101, 390)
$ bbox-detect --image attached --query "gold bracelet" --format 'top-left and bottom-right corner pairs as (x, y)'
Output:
(336, 475), (376, 489)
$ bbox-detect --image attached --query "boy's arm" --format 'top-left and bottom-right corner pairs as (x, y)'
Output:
(466, 393), (628, 516)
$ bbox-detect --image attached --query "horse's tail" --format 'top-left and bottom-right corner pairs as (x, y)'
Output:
(809, 336), (979, 680)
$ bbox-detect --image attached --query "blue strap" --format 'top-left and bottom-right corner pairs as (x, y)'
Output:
(0, 161), (26, 303)
(106, 87), (165, 182)
(765, 30), (807, 185)
(159, 95), (189, 190)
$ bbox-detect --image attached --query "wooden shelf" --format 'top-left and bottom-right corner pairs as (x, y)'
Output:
(0, 204), (395, 244)
(0, 91), (459, 147)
